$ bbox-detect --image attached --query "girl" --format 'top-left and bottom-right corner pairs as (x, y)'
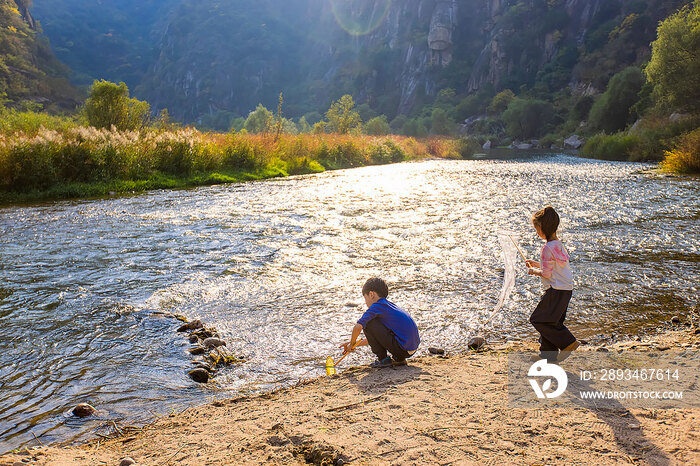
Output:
(525, 206), (579, 362)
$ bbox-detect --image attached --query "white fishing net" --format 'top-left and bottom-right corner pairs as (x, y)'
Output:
(486, 231), (520, 323)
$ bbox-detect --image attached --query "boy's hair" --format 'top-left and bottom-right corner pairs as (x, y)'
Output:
(533, 206), (560, 241)
(362, 277), (389, 298)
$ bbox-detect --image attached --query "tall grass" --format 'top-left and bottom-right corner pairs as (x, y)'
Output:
(0, 125), (463, 203)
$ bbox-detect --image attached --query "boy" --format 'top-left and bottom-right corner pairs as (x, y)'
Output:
(340, 278), (420, 368)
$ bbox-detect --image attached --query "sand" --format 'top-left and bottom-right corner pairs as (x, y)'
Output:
(2, 327), (699, 466)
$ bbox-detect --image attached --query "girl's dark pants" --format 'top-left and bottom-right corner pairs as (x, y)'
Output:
(530, 287), (575, 360)
(363, 318), (410, 361)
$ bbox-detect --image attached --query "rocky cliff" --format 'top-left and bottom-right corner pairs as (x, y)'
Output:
(28, 0), (693, 122)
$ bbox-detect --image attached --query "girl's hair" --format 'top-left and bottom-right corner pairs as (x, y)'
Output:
(532, 206), (560, 241)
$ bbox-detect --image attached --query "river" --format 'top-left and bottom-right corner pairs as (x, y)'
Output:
(0, 155), (698, 452)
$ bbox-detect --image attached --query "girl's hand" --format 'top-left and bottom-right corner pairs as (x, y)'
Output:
(528, 268), (539, 276)
(525, 260), (534, 267)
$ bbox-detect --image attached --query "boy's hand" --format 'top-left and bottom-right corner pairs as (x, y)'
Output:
(339, 341), (353, 354)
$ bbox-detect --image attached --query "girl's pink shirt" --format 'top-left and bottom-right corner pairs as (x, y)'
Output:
(540, 240), (574, 290)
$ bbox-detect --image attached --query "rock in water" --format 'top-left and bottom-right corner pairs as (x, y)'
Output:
(72, 403), (96, 417)
(202, 337), (226, 348)
(188, 368), (210, 383)
(189, 346), (206, 355)
(428, 347), (445, 355)
(468, 337), (485, 350)
(177, 319), (203, 332)
(119, 458), (137, 466)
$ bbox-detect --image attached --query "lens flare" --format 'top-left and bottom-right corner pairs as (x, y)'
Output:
(330, 0), (391, 36)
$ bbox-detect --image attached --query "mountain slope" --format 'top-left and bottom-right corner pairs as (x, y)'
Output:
(29, 0), (693, 123)
(0, 0), (79, 109)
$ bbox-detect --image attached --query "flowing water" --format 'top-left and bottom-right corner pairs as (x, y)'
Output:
(1, 155), (698, 452)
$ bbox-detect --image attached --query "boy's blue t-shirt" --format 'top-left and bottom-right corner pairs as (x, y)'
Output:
(357, 298), (420, 352)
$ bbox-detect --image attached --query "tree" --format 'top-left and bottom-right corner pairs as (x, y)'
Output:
(502, 98), (553, 139)
(487, 89), (516, 115)
(431, 108), (455, 135)
(363, 115), (390, 135)
(646, 1), (700, 113)
(588, 67), (645, 133)
(325, 95), (361, 134)
(243, 104), (273, 133)
(83, 80), (150, 130)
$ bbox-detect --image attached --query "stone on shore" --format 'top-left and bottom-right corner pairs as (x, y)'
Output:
(72, 403), (96, 417)
(189, 346), (206, 355)
(119, 458), (137, 466)
(203, 337), (226, 348)
(428, 347), (445, 355)
(468, 337), (485, 350)
(188, 368), (210, 383)
(671, 316), (681, 323)
(564, 134), (583, 149)
(177, 319), (203, 332)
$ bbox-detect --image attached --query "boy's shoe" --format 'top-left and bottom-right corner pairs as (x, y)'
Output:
(392, 357), (407, 367)
(556, 340), (580, 363)
(369, 357), (393, 368)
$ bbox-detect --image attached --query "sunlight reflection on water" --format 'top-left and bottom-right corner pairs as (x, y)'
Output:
(0, 155), (698, 451)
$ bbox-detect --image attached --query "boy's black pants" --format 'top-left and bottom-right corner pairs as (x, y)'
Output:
(363, 318), (410, 361)
(530, 287), (575, 357)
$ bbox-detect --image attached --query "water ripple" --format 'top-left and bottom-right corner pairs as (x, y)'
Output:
(1, 156), (699, 452)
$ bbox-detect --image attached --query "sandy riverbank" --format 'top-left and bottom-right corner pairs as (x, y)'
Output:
(2, 326), (699, 466)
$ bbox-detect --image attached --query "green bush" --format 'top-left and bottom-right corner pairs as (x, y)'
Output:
(456, 137), (481, 158)
(503, 98), (553, 139)
(369, 141), (406, 165)
(588, 67), (645, 133)
(581, 132), (641, 161)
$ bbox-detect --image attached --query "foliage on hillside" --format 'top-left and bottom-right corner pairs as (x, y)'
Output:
(0, 0), (79, 109)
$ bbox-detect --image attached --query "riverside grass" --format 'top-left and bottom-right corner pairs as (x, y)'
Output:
(0, 125), (467, 204)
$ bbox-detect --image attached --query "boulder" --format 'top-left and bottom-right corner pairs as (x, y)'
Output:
(202, 337), (226, 348)
(482, 140), (492, 150)
(563, 135), (583, 149)
(72, 403), (96, 417)
(177, 319), (203, 332)
(468, 337), (485, 350)
(188, 368), (210, 383)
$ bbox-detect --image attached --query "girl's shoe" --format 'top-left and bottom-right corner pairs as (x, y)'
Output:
(557, 340), (580, 362)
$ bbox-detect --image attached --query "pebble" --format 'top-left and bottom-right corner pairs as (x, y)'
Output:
(72, 403), (96, 417)
(119, 458), (136, 466)
(428, 347), (445, 355)
(468, 337), (485, 350)
(189, 334), (199, 344)
(628, 423), (641, 430)
(671, 316), (681, 324)
(596, 347), (609, 352)
(177, 319), (203, 332)
(189, 346), (206, 355)
(656, 345), (671, 351)
(188, 368), (210, 383)
(202, 337), (226, 348)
